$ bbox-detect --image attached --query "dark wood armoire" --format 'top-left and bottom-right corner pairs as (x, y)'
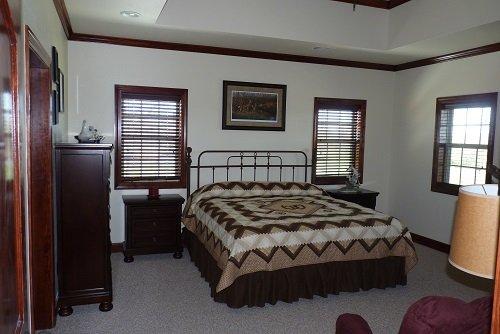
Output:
(55, 143), (113, 316)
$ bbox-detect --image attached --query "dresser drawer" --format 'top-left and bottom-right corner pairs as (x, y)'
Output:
(131, 232), (176, 248)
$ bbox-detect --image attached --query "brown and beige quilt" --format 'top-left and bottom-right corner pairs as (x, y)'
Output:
(183, 181), (418, 293)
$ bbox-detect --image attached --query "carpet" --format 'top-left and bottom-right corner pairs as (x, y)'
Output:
(45, 244), (490, 334)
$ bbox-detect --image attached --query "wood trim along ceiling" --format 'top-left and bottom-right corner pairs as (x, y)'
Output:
(72, 33), (397, 71)
(52, 0), (500, 72)
(395, 43), (500, 71)
(331, 0), (412, 10)
(52, 0), (73, 38)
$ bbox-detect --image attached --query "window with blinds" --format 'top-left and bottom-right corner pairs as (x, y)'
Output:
(432, 93), (497, 195)
(115, 85), (187, 189)
(312, 98), (366, 185)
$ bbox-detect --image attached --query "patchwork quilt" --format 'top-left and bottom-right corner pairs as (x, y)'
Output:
(183, 181), (418, 292)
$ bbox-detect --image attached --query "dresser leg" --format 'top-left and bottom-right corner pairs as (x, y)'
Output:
(173, 251), (183, 259)
(99, 302), (113, 312)
(123, 255), (134, 263)
(58, 305), (73, 317)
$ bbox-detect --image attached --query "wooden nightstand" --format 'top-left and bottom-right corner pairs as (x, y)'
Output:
(326, 188), (379, 209)
(122, 194), (185, 263)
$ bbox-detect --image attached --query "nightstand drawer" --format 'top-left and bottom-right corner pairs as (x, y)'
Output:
(132, 218), (178, 233)
(130, 206), (179, 219)
(131, 232), (176, 248)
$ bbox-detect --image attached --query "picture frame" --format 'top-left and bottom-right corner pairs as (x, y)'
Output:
(58, 68), (64, 113)
(222, 80), (287, 131)
(51, 46), (59, 84)
(52, 89), (59, 125)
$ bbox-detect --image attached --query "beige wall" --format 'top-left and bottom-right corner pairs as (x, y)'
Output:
(22, 0), (68, 142)
(389, 52), (500, 244)
(67, 41), (397, 243)
(67, 30), (500, 247)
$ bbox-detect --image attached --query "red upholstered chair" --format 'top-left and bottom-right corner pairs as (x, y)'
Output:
(335, 296), (492, 334)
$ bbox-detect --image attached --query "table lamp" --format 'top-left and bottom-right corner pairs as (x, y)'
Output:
(449, 184), (499, 278)
(448, 164), (499, 333)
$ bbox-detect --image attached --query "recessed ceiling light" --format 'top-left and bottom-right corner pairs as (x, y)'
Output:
(313, 46), (333, 52)
(120, 10), (141, 18)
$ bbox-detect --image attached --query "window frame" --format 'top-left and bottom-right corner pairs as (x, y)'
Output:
(311, 97), (367, 185)
(114, 84), (188, 190)
(431, 92), (497, 196)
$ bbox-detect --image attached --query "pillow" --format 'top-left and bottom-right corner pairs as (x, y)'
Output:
(398, 296), (492, 334)
(336, 313), (373, 334)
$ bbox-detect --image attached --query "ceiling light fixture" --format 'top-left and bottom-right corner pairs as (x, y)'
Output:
(313, 46), (333, 52)
(120, 10), (141, 18)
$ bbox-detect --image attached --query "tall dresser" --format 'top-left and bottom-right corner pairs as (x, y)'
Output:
(55, 143), (113, 316)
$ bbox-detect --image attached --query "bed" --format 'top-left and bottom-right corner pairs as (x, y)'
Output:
(182, 149), (418, 307)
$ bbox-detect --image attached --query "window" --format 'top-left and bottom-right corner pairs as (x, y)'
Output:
(431, 93), (497, 195)
(115, 85), (187, 189)
(312, 98), (366, 185)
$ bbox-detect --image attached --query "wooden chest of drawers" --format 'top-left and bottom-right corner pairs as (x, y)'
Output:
(122, 194), (185, 262)
(55, 144), (113, 316)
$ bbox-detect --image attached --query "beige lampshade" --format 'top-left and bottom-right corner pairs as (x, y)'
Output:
(449, 184), (499, 279)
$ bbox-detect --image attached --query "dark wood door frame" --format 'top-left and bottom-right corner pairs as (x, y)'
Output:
(0, 0), (25, 333)
(25, 26), (56, 330)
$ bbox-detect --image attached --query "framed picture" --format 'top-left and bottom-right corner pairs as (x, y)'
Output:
(51, 46), (59, 84)
(52, 89), (59, 125)
(58, 68), (64, 113)
(222, 81), (287, 131)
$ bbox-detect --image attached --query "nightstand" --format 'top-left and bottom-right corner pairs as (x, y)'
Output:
(326, 188), (379, 209)
(122, 194), (185, 263)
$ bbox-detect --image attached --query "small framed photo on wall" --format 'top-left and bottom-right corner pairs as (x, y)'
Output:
(58, 68), (64, 113)
(51, 46), (59, 84)
(222, 81), (287, 131)
(52, 89), (59, 125)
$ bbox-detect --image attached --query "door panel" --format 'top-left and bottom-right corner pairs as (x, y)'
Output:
(0, 0), (24, 333)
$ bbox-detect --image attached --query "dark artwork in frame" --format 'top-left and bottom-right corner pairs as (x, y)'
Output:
(52, 89), (59, 125)
(222, 81), (286, 131)
(58, 68), (64, 113)
(51, 46), (59, 84)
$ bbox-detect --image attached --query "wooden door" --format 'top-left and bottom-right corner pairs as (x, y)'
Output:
(0, 0), (25, 333)
(25, 27), (56, 330)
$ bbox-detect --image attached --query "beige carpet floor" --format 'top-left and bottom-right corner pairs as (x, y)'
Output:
(44, 244), (490, 334)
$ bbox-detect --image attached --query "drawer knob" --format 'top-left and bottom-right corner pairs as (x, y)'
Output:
(153, 221), (157, 227)
(153, 237), (157, 243)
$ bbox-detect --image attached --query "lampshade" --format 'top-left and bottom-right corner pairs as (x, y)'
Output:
(449, 184), (499, 279)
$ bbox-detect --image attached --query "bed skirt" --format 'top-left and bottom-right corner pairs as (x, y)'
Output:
(184, 229), (408, 308)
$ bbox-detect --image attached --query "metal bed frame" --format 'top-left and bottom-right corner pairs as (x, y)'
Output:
(185, 147), (311, 196)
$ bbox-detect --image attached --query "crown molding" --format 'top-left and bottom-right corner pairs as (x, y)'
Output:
(331, 0), (412, 9)
(70, 33), (397, 71)
(395, 42), (500, 71)
(52, 0), (72, 39)
(53, 0), (499, 72)
(386, 0), (412, 9)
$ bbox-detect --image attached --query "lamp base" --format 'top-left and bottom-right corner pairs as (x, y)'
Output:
(147, 187), (159, 200)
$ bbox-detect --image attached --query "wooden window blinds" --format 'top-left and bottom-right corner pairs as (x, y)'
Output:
(312, 98), (366, 185)
(115, 85), (187, 189)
